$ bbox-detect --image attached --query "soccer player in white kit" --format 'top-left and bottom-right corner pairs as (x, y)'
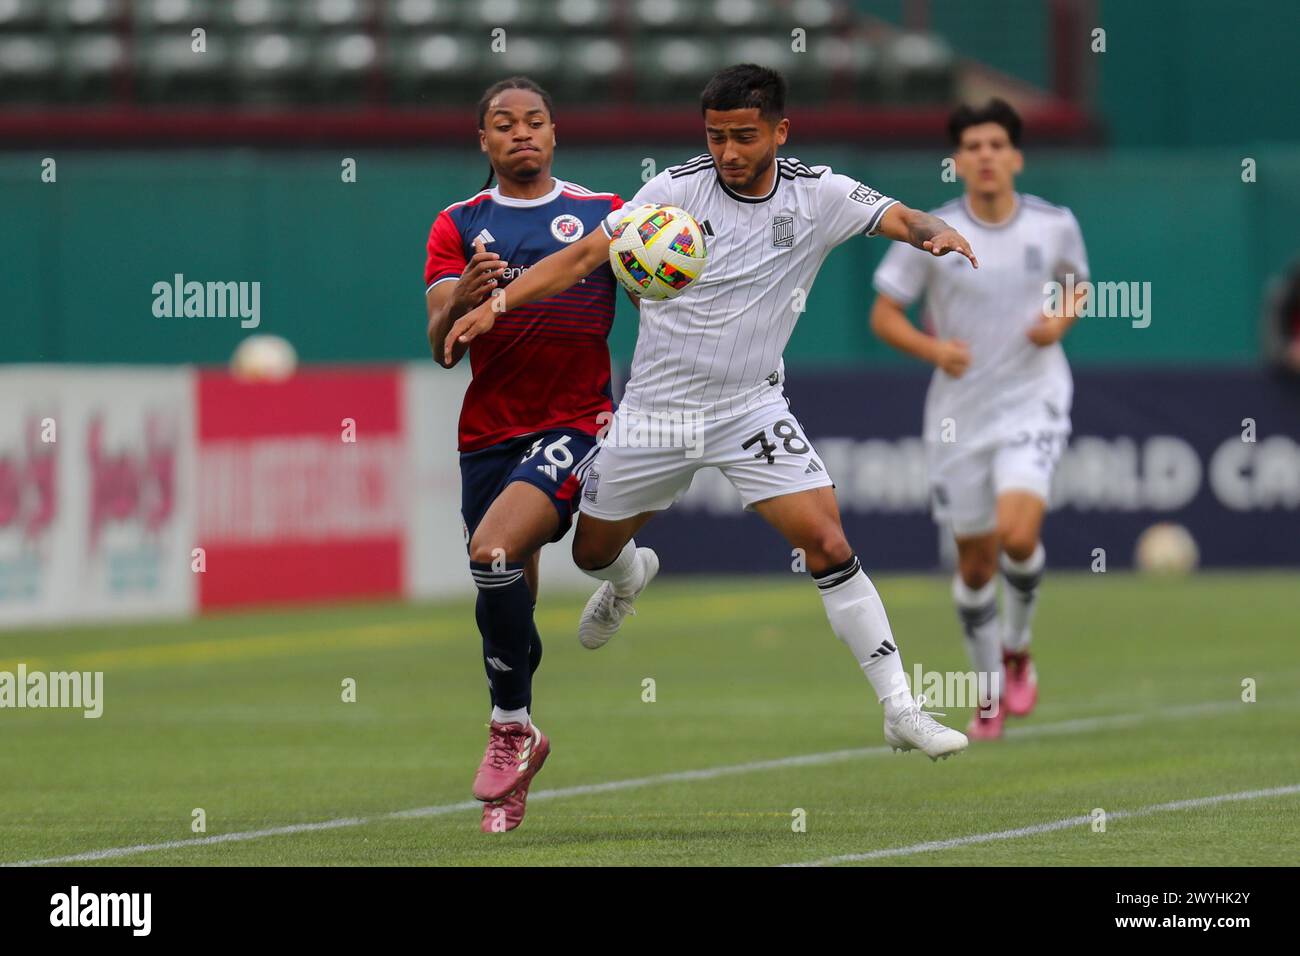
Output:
(870, 99), (1090, 740)
(445, 65), (981, 761)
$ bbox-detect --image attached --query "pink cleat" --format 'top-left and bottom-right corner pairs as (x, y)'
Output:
(966, 704), (1005, 740)
(1002, 650), (1039, 717)
(472, 720), (550, 803)
(481, 780), (537, 833)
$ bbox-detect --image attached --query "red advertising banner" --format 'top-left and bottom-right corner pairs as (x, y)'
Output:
(196, 369), (406, 608)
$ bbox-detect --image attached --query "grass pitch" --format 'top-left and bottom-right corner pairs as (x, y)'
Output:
(1, 571), (1297, 866)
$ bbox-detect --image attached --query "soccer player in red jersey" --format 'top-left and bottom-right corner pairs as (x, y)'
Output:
(424, 77), (623, 832)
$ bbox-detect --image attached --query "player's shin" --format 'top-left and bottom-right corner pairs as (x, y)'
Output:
(813, 555), (910, 709)
(1000, 543), (1045, 652)
(953, 576), (1003, 709)
(471, 560), (536, 724)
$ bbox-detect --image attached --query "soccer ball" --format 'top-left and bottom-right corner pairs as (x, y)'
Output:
(1134, 522), (1199, 575)
(230, 334), (298, 382)
(607, 203), (709, 300)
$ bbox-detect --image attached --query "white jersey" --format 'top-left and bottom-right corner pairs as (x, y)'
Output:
(872, 193), (1089, 446)
(602, 154), (897, 421)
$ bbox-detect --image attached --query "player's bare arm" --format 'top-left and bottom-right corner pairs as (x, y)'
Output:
(870, 291), (971, 377)
(443, 228), (608, 364)
(1027, 282), (1086, 346)
(878, 203), (979, 268)
(427, 237), (508, 368)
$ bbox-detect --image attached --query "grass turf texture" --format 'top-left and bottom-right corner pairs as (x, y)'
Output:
(1, 571), (1297, 866)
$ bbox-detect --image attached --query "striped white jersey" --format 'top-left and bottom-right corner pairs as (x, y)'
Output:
(602, 154), (897, 421)
(872, 193), (1089, 447)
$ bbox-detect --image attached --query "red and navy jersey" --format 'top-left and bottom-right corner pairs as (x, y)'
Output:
(425, 178), (623, 452)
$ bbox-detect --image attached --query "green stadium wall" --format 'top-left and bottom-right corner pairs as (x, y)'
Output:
(3, 146), (1297, 367)
(863, 0), (1300, 150)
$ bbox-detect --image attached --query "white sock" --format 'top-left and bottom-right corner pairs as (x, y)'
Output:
(584, 539), (644, 597)
(953, 575), (1002, 709)
(1000, 543), (1045, 653)
(491, 705), (529, 727)
(814, 556), (911, 708)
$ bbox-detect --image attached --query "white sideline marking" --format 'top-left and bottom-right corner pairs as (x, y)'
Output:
(784, 784), (1300, 867)
(0, 698), (1258, 866)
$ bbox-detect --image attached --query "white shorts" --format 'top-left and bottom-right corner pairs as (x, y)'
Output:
(927, 426), (1068, 537)
(579, 402), (833, 521)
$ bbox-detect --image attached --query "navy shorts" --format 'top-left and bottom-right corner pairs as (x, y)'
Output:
(459, 429), (600, 546)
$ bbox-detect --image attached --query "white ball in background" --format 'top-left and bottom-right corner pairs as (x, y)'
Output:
(230, 334), (298, 382)
(1134, 522), (1200, 575)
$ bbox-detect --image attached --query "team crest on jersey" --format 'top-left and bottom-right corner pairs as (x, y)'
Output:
(1025, 244), (1043, 271)
(550, 214), (584, 243)
(772, 216), (795, 248)
(848, 183), (883, 205)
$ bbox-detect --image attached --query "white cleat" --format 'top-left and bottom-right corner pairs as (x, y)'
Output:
(578, 547), (659, 650)
(883, 695), (969, 762)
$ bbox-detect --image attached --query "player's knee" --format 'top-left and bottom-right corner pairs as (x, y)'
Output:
(804, 528), (852, 570)
(999, 526), (1039, 562)
(958, 551), (997, 589)
(468, 536), (516, 567)
(959, 564), (995, 590)
(571, 534), (616, 573)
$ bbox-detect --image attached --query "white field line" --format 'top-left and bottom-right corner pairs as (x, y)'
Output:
(784, 784), (1300, 867)
(0, 698), (1258, 866)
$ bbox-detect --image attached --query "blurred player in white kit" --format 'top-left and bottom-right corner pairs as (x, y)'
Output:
(870, 99), (1090, 739)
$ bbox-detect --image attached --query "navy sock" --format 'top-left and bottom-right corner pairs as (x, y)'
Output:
(471, 561), (535, 712)
(527, 605), (543, 677)
(474, 592), (497, 709)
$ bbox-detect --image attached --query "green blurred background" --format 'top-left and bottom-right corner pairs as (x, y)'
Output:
(3, 0), (1298, 368)
(6, 145), (1297, 366)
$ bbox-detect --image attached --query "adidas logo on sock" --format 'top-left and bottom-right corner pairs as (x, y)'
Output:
(868, 639), (898, 659)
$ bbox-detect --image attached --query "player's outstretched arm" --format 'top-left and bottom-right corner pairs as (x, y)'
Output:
(869, 292), (970, 378)
(877, 203), (979, 269)
(443, 230), (610, 365)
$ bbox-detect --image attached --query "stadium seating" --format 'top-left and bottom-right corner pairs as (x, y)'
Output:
(0, 0), (958, 108)
(0, 0), (48, 30)
(62, 32), (126, 102)
(219, 0), (298, 31)
(137, 31), (230, 104)
(55, 0), (127, 30)
(0, 33), (58, 102)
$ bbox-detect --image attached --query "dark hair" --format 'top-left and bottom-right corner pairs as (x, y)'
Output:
(476, 76), (555, 190)
(947, 98), (1022, 147)
(699, 63), (786, 121)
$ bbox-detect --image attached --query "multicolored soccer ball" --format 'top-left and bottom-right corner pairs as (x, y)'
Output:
(607, 203), (709, 300)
